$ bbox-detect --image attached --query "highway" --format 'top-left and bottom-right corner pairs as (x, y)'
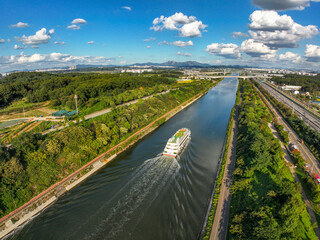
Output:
(254, 82), (320, 180)
(258, 81), (320, 132)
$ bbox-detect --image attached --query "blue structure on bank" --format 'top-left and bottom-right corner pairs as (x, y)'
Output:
(52, 110), (77, 117)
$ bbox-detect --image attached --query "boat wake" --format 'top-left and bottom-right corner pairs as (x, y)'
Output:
(68, 156), (180, 240)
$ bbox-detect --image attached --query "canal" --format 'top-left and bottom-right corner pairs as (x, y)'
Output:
(7, 76), (238, 240)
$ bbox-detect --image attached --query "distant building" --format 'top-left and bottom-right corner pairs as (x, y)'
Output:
(121, 68), (153, 74)
(281, 85), (302, 91)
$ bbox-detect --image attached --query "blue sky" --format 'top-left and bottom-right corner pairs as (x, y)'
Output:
(0, 0), (320, 72)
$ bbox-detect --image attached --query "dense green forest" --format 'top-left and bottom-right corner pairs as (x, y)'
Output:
(228, 81), (316, 239)
(256, 82), (320, 161)
(0, 80), (212, 217)
(271, 74), (320, 94)
(0, 72), (174, 110)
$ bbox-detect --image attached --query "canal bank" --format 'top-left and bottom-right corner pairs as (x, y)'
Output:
(6, 77), (238, 240)
(0, 83), (215, 239)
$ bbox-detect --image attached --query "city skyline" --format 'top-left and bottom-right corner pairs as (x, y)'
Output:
(1, 0), (320, 72)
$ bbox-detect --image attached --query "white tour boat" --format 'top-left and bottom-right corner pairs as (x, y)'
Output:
(163, 128), (191, 157)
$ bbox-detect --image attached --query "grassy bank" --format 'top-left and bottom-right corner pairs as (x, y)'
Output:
(228, 80), (316, 240)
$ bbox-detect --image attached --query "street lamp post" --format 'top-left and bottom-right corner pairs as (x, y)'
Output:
(74, 95), (78, 114)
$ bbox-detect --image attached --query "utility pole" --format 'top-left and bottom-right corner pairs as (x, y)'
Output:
(74, 95), (78, 114)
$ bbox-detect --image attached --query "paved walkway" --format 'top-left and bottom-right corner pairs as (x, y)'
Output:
(210, 105), (239, 240)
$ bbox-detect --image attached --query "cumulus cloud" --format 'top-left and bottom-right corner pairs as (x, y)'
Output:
(16, 28), (54, 45)
(232, 32), (249, 38)
(252, 0), (320, 11)
(241, 39), (277, 59)
(68, 18), (86, 30)
(158, 40), (193, 48)
(10, 22), (29, 28)
(150, 12), (207, 37)
(143, 37), (156, 42)
(249, 11), (294, 31)
(177, 52), (192, 57)
(146, 45), (151, 49)
(54, 41), (65, 45)
(171, 40), (193, 47)
(14, 44), (26, 50)
(0, 39), (5, 44)
(248, 10), (319, 48)
(305, 44), (320, 62)
(67, 24), (80, 30)
(122, 6), (131, 11)
(71, 18), (87, 24)
(206, 43), (241, 59)
(279, 51), (302, 63)
(87, 41), (95, 44)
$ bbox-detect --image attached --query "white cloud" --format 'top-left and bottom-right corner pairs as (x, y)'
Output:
(206, 43), (241, 59)
(122, 6), (132, 11)
(0, 52), (112, 71)
(248, 10), (319, 48)
(146, 45), (151, 49)
(279, 51), (302, 63)
(158, 40), (169, 45)
(241, 39), (277, 59)
(120, 60), (127, 64)
(54, 41), (66, 45)
(180, 21), (207, 37)
(87, 41), (95, 44)
(232, 32), (249, 38)
(171, 40), (193, 47)
(177, 52), (192, 57)
(16, 28), (53, 45)
(67, 24), (80, 30)
(143, 37), (156, 42)
(31, 45), (39, 49)
(158, 40), (193, 48)
(0, 39), (5, 44)
(10, 22), (29, 28)
(249, 11), (294, 31)
(305, 44), (320, 62)
(252, 0), (320, 11)
(49, 29), (55, 35)
(14, 44), (26, 50)
(150, 12), (207, 37)
(71, 18), (87, 24)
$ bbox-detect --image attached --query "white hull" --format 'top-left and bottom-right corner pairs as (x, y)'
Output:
(163, 128), (191, 157)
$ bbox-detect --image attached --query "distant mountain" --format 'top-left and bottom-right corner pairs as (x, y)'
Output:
(73, 64), (117, 69)
(131, 61), (211, 68)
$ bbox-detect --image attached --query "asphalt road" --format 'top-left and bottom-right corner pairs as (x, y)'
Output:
(259, 81), (320, 132)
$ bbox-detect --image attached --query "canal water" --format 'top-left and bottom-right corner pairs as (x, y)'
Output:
(7, 77), (238, 240)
